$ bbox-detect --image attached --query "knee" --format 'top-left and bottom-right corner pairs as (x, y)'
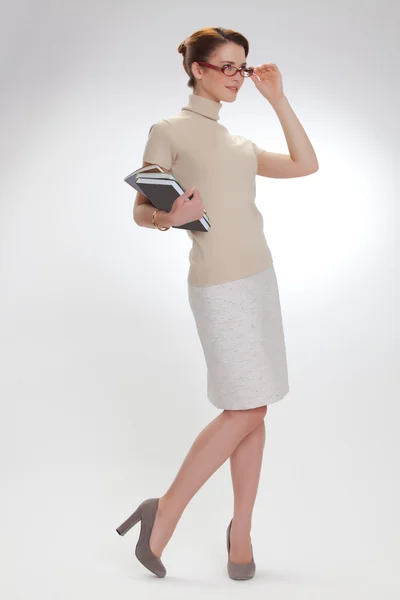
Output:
(250, 404), (268, 423)
(225, 404), (267, 429)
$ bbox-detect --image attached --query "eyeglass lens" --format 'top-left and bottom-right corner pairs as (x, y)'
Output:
(223, 65), (254, 77)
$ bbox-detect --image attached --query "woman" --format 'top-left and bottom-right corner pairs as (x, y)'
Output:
(116, 27), (318, 580)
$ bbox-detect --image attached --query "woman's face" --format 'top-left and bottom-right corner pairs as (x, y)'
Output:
(192, 42), (248, 103)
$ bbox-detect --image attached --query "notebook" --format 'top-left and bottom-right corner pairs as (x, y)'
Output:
(124, 164), (210, 232)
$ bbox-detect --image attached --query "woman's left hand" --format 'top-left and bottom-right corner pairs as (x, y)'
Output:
(250, 63), (284, 106)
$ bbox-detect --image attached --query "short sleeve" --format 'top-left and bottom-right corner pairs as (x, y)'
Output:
(251, 141), (266, 157)
(142, 120), (176, 170)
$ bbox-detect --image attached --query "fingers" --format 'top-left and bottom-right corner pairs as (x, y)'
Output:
(181, 186), (202, 204)
(174, 186), (204, 223)
(185, 188), (204, 211)
(254, 64), (279, 76)
(255, 63), (277, 70)
(182, 186), (195, 202)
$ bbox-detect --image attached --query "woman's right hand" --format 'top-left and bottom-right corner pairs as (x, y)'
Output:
(169, 187), (205, 227)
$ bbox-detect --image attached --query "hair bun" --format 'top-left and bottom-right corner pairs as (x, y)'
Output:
(178, 37), (191, 55)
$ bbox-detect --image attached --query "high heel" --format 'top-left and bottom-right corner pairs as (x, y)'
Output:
(116, 497), (166, 578)
(226, 519), (256, 580)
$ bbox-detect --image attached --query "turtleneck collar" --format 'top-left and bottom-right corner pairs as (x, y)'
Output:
(181, 93), (222, 122)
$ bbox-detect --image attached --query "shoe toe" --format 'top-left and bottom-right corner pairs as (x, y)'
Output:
(228, 559), (256, 580)
(135, 546), (166, 577)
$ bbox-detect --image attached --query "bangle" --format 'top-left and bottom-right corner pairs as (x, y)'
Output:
(152, 209), (170, 231)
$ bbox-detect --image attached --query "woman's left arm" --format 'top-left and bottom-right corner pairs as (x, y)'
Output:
(251, 63), (319, 178)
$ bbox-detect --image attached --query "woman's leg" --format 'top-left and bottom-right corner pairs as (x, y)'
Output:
(228, 418), (266, 563)
(149, 405), (267, 557)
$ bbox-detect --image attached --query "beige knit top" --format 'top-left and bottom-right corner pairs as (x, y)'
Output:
(142, 93), (273, 287)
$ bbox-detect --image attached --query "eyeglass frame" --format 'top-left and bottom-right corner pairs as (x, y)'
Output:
(195, 61), (255, 78)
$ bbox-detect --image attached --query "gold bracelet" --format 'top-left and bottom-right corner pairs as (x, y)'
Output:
(152, 208), (170, 231)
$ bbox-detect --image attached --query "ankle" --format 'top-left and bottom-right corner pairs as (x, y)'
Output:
(158, 494), (183, 522)
(231, 517), (252, 534)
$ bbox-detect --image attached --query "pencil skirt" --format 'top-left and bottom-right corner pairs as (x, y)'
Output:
(187, 263), (290, 410)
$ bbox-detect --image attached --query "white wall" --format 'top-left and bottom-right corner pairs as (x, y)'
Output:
(1, 1), (399, 598)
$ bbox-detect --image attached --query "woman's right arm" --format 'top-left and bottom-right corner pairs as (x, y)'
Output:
(133, 162), (204, 229)
(133, 162), (174, 229)
(133, 191), (174, 229)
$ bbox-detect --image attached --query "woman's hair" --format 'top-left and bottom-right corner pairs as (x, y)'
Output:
(177, 27), (249, 89)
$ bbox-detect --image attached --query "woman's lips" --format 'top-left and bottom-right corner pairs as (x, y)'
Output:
(226, 86), (238, 92)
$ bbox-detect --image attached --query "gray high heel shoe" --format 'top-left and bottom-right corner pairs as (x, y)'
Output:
(226, 519), (256, 580)
(116, 497), (166, 578)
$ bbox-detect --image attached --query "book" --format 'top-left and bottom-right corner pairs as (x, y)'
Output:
(124, 164), (211, 232)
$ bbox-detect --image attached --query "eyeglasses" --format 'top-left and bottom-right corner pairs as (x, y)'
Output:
(196, 61), (254, 78)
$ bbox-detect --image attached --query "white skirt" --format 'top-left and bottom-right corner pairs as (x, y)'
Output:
(188, 263), (289, 410)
